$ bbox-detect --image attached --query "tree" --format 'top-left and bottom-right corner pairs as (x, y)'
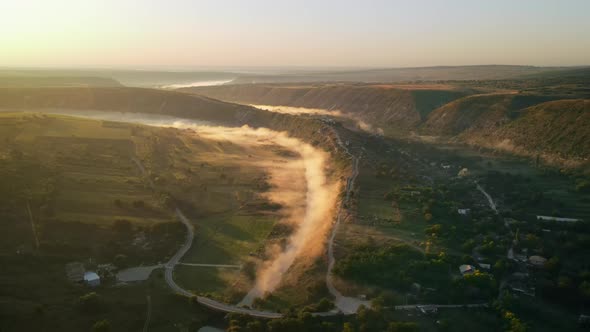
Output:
(579, 281), (590, 299)
(387, 322), (418, 332)
(113, 254), (128, 269)
(503, 311), (527, 332)
(246, 320), (264, 332)
(576, 180), (590, 193)
(92, 319), (111, 332)
(342, 322), (356, 332)
(78, 292), (103, 312)
(544, 256), (560, 272)
(316, 297), (335, 312)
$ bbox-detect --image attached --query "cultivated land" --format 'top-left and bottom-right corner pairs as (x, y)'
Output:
(0, 112), (307, 330)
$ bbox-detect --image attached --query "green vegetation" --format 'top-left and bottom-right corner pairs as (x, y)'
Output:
(0, 112), (300, 330)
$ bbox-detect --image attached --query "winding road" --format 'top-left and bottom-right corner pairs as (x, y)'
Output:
(326, 154), (371, 313)
(132, 155), (284, 318)
(165, 209), (284, 318)
(476, 183), (498, 213)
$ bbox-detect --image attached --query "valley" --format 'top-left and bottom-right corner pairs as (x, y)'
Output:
(0, 70), (588, 332)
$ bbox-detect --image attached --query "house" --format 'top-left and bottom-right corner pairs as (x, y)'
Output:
(459, 264), (475, 275)
(457, 168), (469, 177)
(458, 208), (471, 215)
(536, 215), (581, 223)
(65, 262), (85, 283)
(529, 255), (547, 267)
(84, 271), (101, 287)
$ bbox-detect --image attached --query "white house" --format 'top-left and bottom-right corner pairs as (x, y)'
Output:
(84, 271), (101, 287)
(529, 255), (547, 267)
(536, 215), (580, 223)
(459, 264), (475, 275)
(458, 208), (471, 215)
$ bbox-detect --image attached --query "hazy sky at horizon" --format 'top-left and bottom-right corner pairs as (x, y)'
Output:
(1, 0), (589, 68)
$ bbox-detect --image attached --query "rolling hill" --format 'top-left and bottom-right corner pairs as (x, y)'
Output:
(185, 82), (589, 167)
(183, 83), (476, 131)
(0, 87), (346, 162)
(456, 99), (590, 163)
(229, 65), (571, 84)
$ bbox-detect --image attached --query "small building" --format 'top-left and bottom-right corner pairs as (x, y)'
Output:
(529, 255), (547, 267)
(84, 271), (101, 287)
(65, 262), (85, 283)
(459, 264), (475, 275)
(536, 215), (581, 223)
(458, 208), (471, 216)
(457, 168), (469, 177)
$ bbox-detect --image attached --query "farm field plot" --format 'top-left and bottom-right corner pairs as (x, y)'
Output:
(0, 112), (172, 227)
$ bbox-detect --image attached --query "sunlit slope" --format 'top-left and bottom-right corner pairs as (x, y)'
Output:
(0, 69), (238, 87)
(421, 94), (590, 163)
(456, 99), (590, 163)
(421, 93), (559, 135)
(184, 83), (474, 131)
(0, 87), (349, 164)
(0, 87), (246, 123)
(0, 76), (122, 88)
(184, 83), (589, 167)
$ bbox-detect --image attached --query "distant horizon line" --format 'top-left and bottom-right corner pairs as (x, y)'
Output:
(1, 64), (589, 73)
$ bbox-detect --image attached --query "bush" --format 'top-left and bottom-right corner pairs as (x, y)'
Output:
(92, 319), (111, 332)
(78, 292), (103, 313)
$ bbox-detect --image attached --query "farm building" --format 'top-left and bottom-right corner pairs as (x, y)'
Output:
(529, 255), (547, 267)
(459, 264), (475, 275)
(84, 271), (101, 287)
(458, 208), (471, 215)
(536, 215), (581, 222)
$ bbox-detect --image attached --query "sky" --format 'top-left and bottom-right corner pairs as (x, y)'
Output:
(1, 0), (589, 69)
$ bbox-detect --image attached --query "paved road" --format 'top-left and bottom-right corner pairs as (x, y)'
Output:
(163, 209), (195, 297)
(165, 208), (285, 318)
